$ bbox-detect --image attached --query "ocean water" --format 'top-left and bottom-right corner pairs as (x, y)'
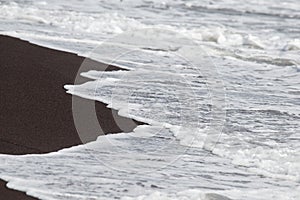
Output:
(0, 0), (300, 199)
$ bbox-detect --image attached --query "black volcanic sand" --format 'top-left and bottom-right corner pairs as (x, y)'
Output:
(0, 35), (142, 199)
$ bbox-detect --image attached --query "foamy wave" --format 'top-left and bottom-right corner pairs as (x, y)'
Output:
(284, 39), (300, 51)
(214, 145), (300, 182)
(0, 2), (144, 34)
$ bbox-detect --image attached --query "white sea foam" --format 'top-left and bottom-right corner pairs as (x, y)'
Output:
(64, 47), (300, 183)
(284, 39), (300, 51)
(122, 188), (300, 200)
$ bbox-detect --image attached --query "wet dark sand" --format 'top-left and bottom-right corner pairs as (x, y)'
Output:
(0, 35), (142, 199)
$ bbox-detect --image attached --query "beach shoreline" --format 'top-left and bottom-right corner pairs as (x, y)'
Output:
(0, 35), (141, 199)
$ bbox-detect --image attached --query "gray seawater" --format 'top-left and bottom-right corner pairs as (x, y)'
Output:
(0, 0), (299, 199)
